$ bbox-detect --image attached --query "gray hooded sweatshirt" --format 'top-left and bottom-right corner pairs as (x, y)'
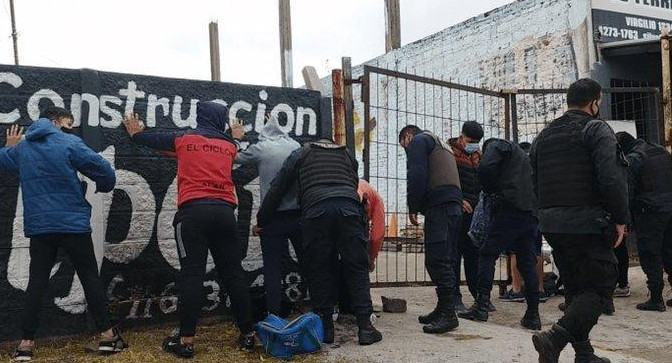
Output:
(236, 116), (301, 212)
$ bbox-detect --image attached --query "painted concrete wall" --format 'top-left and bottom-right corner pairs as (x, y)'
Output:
(320, 0), (594, 220)
(0, 65), (330, 340)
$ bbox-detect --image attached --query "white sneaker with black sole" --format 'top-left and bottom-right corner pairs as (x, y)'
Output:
(11, 348), (33, 361)
(98, 328), (129, 353)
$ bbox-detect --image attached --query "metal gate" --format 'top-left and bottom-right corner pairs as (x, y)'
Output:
(360, 66), (510, 287)
(357, 65), (664, 287)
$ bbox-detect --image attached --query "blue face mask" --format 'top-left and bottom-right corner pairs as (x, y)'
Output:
(464, 143), (480, 154)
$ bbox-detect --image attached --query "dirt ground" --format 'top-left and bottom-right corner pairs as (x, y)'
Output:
(326, 267), (671, 363)
(1, 268), (668, 362)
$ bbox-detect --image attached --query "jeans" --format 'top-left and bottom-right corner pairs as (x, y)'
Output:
(453, 213), (479, 301)
(546, 232), (618, 341)
(22, 233), (112, 340)
(476, 206), (539, 309)
(173, 203), (252, 337)
(260, 210), (305, 315)
(633, 211), (672, 294)
(301, 198), (373, 317)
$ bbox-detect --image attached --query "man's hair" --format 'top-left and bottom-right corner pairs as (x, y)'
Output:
(519, 141), (532, 153)
(615, 131), (636, 148)
(398, 125), (422, 142)
(462, 121), (484, 141)
(567, 78), (602, 108)
(39, 106), (74, 122)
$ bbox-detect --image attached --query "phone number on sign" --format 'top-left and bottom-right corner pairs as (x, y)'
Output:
(598, 26), (639, 40)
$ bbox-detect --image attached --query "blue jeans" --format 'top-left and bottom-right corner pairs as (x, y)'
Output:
(476, 206), (539, 309)
(260, 210), (305, 315)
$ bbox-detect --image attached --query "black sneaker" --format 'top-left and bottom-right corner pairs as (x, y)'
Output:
(11, 347), (33, 361)
(162, 334), (194, 359)
(238, 332), (255, 351)
(98, 328), (129, 354)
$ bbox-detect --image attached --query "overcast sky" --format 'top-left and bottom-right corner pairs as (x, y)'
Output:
(0, 0), (513, 87)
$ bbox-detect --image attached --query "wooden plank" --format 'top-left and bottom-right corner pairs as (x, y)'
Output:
(208, 22), (221, 82)
(384, 0), (401, 52)
(279, 0), (293, 87)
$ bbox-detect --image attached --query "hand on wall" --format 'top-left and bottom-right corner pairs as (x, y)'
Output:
(123, 112), (146, 137)
(5, 124), (24, 147)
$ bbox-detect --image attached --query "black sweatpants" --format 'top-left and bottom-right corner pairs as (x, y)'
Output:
(633, 211), (672, 295)
(173, 203), (252, 337)
(301, 198), (373, 317)
(260, 210), (305, 315)
(453, 212), (479, 301)
(424, 203), (462, 303)
(22, 233), (112, 340)
(476, 206), (539, 309)
(546, 232), (617, 341)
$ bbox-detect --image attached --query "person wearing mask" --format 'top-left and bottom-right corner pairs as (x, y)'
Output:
(457, 138), (541, 331)
(239, 114), (305, 317)
(0, 107), (127, 361)
(448, 121), (484, 312)
(616, 131), (672, 311)
(257, 139), (382, 346)
(123, 102), (254, 359)
(398, 125), (462, 334)
(530, 78), (628, 363)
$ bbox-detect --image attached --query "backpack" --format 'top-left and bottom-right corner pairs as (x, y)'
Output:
(256, 313), (324, 360)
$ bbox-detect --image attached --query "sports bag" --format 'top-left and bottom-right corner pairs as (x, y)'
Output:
(256, 313), (324, 360)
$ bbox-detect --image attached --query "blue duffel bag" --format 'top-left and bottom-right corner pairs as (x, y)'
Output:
(256, 313), (324, 360)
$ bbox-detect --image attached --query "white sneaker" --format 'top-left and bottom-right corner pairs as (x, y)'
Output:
(614, 286), (631, 298)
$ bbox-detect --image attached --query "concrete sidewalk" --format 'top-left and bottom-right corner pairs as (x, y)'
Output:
(325, 269), (668, 362)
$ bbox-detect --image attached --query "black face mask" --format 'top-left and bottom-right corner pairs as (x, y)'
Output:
(61, 127), (76, 135)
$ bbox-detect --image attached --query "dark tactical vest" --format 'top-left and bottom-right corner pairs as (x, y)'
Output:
(536, 115), (599, 208)
(423, 132), (461, 190)
(638, 142), (672, 198)
(298, 142), (358, 198)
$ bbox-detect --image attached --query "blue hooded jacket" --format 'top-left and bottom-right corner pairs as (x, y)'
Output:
(0, 119), (116, 237)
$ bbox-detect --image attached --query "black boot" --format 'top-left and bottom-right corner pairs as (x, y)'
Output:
(667, 298), (672, 308)
(458, 295), (489, 322)
(357, 315), (382, 346)
(532, 323), (574, 363)
(602, 299), (615, 316)
(572, 340), (610, 363)
(558, 301), (566, 312)
(636, 298), (666, 312)
(418, 302), (440, 324)
(423, 297), (459, 334)
(321, 313), (335, 344)
(520, 309), (541, 331)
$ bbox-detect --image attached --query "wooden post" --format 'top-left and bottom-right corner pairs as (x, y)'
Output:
(332, 69), (345, 145)
(662, 31), (672, 149)
(384, 0), (401, 52)
(279, 0), (293, 87)
(208, 22), (221, 82)
(9, 0), (19, 65)
(302, 66), (324, 94)
(342, 57), (356, 155)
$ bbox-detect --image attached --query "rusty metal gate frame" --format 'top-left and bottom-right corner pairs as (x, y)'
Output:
(360, 65), (511, 288)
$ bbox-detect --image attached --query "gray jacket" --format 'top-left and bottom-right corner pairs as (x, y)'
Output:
(235, 116), (301, 212)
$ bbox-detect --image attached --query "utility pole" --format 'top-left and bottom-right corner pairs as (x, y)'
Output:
(9, 0), (19, 65)
(279, 0), (293, 87)
(208, 21), (221, 81)
(384, 0), (401, 53)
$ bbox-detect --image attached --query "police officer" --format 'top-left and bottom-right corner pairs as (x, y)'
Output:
(398, 125), (462, 334)
(457, 138), (541, 331)
(530, 78), (628, 363)
(448, 121), (484, 312)
(616, 131), (672, 312)
(257, 139), (382, 346)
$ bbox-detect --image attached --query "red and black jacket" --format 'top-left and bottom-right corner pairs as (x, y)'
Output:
(449, 138), (482, 208)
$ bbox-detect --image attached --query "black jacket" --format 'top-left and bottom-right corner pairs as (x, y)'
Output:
(256, 141), (359, 227)
(478, 139), (536, 213)
(530, 110), (629, 234)
(623, 139), (672, 213)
